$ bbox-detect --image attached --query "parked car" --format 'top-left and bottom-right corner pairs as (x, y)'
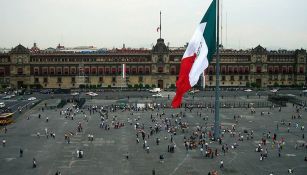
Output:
(152, 93), (163, 97)
(28, 97), (37, 101)
(2, 95), (12, 99)
(0, 102), (5, 108)
(244, 89), (253, 92)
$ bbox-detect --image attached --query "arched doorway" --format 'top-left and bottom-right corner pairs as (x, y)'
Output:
(158, 80), (163, 89)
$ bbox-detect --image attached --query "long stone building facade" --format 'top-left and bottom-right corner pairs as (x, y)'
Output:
(0, 38), (306, 89)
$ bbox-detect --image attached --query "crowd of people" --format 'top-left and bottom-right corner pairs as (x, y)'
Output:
(0, 96), (306, 175)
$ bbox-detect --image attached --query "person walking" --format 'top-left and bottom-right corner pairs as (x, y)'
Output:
(220, 160), (224, 169)
(126, 152), (129, 160)
(152, 169), (156, 175)
(32, 158), (37, 168)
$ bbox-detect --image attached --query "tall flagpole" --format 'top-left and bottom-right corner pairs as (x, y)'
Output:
(160, 11), (162, 39)
(214, 0), (221, 140)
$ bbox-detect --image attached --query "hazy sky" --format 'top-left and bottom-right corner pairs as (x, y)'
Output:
(0, 0), (306, 50)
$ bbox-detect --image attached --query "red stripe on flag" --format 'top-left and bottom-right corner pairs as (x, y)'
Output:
(172, 53), (197, 108)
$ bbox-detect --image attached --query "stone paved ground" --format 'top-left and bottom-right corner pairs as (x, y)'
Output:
(0, 94), (306, 175)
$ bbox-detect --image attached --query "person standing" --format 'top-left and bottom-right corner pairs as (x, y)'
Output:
(20, 148), (23, 157)
(2, 139), (6, 147)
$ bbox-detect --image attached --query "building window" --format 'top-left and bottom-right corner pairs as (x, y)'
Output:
(269, 75), (272, 81)
(170, 67), (175, 74)
(85, 77), (90, 83)
(42, 68), (48, 75)
(158, 55), (163, 62)
(112, 77), (116, 82)
(99, 77), (104, 82)
(34, 78), (39, 83)
(132, 68), (137, 74)
(238, 67), (243, 74)
(274, 75), (278, 80)
(239, 76), (243, 81)
(71, 68), (76, 75)
(228, 67), (233, 74)
(138, 67), (143, 74)
(34, 68), (39, 75)
(111, 68), (116, 74)
(85, 68), (90, 75)
(268, 66), (273, 73)
(98, 68), (104, 75)
(222, 76), (225, 81)
(230, 76), (234, 81)
(64, 68), (69, 75)
(0, 68), (4, 76)
(17, 68), (23, 75)
(256, 66), (261, 73)
(282, 66), (287, 74)
(158, 67), (163, 73)
(57, 77), (62, 83)
(145, 67), (150, 74)
(209, 76), (213, 81)
(288, 75), (292, 80)
(91, 67), (97, 75)
(105, 68), (110, 74)
(139, 76), (143, 82)
(299, 67), (304, 74)
(57, 68), (62, 75)
(43, 77), (48, 83)
(221, 66), (226, 74)
(71, 77), (76, 83)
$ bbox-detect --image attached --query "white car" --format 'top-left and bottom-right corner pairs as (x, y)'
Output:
(149, 88), (161, 93)
(0, 102), (5, 108)
(244, 89), (253, 92)
(89, 93), (98, 97)
(2, 95), (11, 99)
(270, 89), (278, 93)
(152, 93), (163, 97)
(189, 89), (200, 94)
(71, 92), (80, 96)
(86, 92), (98, 96)
(28, 97), (37, 101)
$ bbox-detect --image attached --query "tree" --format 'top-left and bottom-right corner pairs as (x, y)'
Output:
(134, 84), (139, 89)
(246, 82), (250, 87)
(145, 84), (150, 89)
(138, 84), (144, 89)
(79, 84), (85, 89)
(251, 82), (257, 88)
(170, 84), (176, 89)
(151, 84), (156, 88)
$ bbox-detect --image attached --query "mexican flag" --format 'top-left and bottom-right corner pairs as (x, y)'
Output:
(172, 0), (217, 108)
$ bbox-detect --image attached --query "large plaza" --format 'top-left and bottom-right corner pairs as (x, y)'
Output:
(0, 90), (307, 175)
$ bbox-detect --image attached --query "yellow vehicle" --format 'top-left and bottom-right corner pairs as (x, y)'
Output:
(0, 113), (13, 125)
